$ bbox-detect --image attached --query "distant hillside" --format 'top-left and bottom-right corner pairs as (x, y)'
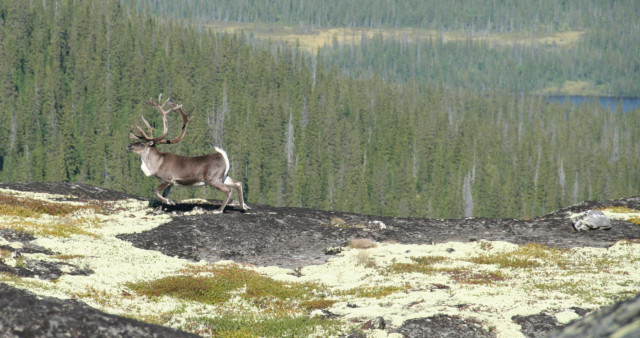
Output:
(2, 0), (640, 222)
(124, 0), (640, 96)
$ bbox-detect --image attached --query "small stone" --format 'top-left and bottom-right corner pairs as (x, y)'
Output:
(555, 310), (580, 324)
(361, 316), (386, 330)
(324, 246), (342, 255)
(571, 210), (611, 231)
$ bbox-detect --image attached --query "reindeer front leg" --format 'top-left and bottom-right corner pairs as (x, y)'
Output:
(155, 182), (175, 205)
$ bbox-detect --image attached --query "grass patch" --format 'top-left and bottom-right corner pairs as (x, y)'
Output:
(128, 264), (332, 314)
(187, 313), (339, 338)
(468, 243), (571, 269)
(70, 286), (114, 307)
(385, 255), (507, 285)
(354, 251), (377, 268)
(0, 248), (10, 261)
(598, 206), (640, 225)
(385, 255), (449, 275)
(349, 238), (377, 249)
(0, 217), (98, 238)
(203, 21), (583, 53)
(128, 264), (342, 336)
(599, 206), (639, 214)
(0, 194), (90, 218)
(626, 216), (640, 225)
(539, 80), (606, 96)
(444, 268), (508, 285)
(531, 280), (601, 302)
(336, 284), (410, 299)
(53, 254), (86, 260)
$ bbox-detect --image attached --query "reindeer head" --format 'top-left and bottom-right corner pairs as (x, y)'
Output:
(127, 94), (192, 154)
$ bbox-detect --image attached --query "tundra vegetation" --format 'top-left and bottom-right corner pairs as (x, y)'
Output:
(1, 0), (640, 219)
(1, 190), (640, 336)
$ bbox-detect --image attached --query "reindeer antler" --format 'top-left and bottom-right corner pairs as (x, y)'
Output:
(130, 93), (191, 144)
(160, 102), (193, 144)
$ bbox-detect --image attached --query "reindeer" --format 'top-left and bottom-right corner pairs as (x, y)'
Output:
(127, 94), (249, 214)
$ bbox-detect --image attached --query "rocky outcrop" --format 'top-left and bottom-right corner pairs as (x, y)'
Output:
(552, 294), (640, 338)
(0, 283), (196, 337)
(1, 182), (640, 337)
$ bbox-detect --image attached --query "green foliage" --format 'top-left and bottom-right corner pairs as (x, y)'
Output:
(127, 264), (340, 337)
(0, 217), (98, 238)
(336, 285), (410, 299)
(125, 0), (640, 95)
(386, 255), (508, 285)
(468, 243), (621, 273)
(385, 256), (449, 275)
(128, 264), (328, 311)
(123, 0), (633, 34)
(469, 243), (576, 270)
(1, 0), (639, 220)
(187, 314), (339, 338)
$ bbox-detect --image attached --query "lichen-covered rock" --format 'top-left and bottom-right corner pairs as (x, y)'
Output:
(395, 315), (494, 338)
(552, 294), (640, 338)
(570, 210), (611, 231)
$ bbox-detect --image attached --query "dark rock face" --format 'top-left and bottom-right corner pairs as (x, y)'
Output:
(118, 199), (640, 270)
(511, 308), (593, 338)
(0, 283), (197, 337)
(552, 294), (640, 338)
(394, 315), (494, 337)
(511, 308), (592, 338)
(513, 313), (564, 338)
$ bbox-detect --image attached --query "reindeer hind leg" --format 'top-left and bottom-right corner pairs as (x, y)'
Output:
(224, 177), (249, 210)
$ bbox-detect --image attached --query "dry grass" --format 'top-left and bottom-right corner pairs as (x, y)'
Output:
(354, 251), (377, 268)
(0, 193), (105, 237)
(349, 238), (377, 249)
(538, 80), (606, 96)
(203, 21), (583, 53)
(599, 206), (639, 214)
(0, 194), (91, 218)
(0, 217), (99, 238)
(385, 255), (449, 275)
(598, 206), (640, 225)
(336, 284), (410, 299)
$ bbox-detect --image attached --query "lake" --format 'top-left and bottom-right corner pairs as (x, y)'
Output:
(547, 96), (640, 113)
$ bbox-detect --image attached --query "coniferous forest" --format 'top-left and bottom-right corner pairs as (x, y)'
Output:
(1, 0), (640, 219)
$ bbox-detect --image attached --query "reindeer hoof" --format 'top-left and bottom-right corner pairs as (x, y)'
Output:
(242, 204), (251, 211)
